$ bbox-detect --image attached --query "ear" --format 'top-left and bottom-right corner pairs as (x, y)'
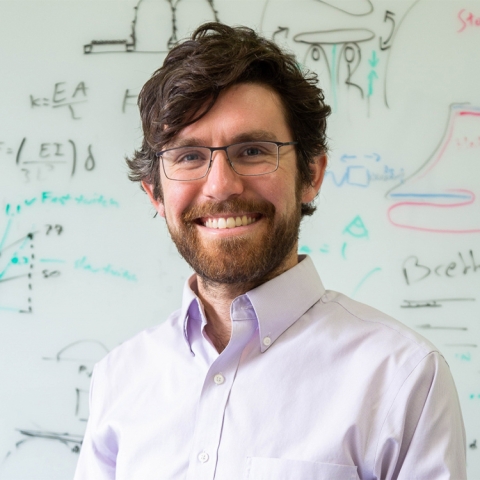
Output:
(301, 154), (327, 204)
(141, 180), (165, 218)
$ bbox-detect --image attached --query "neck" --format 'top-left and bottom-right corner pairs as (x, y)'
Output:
(196, 250), (299, 353)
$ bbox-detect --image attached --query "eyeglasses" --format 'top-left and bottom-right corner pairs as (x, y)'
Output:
(156, 141), (298, 181)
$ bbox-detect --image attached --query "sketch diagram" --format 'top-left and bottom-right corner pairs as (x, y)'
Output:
(387, 104), (480, 234)
(42, 340), (110, 422)
(0, 219), (66, 314)
(0, 341), (109, 478)
(261, 0), (419, 113)
(83, 0), (219, 54)
(0, 219), (35, 314)
(294, 27), (375, 105)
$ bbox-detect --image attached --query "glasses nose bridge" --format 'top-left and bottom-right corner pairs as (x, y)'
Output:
(208, 145), (234, 169)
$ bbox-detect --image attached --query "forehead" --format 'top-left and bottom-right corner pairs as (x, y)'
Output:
(173, 83), (292, 145)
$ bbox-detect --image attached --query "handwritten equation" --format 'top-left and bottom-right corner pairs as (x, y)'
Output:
(29, 81), (88, 120)
(0, 138), (95, 182)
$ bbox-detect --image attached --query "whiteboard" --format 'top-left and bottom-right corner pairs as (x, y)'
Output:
(1, 0), (479, 478)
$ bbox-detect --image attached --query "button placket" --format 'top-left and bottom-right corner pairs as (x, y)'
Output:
(185, 304), (257, 480)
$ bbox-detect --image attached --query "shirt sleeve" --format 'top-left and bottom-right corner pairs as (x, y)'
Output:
(74, 364), (116, 480)
(374, 351), (467, 480)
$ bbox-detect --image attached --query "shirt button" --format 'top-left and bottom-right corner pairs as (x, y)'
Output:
(214, 373), (225, 385)
(198, 451), (209, 463)
(263, 336), (272, 346)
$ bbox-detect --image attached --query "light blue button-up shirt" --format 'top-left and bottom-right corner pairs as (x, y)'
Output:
(75, 256), (466, 479)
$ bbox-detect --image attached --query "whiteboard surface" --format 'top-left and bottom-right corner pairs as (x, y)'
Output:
(1, 0), (479, 478)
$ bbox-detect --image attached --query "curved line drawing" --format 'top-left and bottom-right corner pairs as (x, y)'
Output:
(294, 28), (375, 45)
(388, 191), (480, 234)
(383, 0), (421, 107)
(305, 44), (332, 77)
(314, 0), (373, 17)
(351, 267), (382, 297)
(52, 340), (109, 362)
(337, 42), (364, 98)
(259, 0), (271, 33)
(260, 0), (373, 35)
(385, 103), (472, 197)
(387, 104), (480, 234)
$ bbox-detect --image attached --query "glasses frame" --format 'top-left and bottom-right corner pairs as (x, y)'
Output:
(156, 141), (298, 181)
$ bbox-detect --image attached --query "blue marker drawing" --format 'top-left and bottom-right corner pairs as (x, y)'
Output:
(343, 215), (369, 238)
(368, 50), (379, 68)
(325, 165), (370, 188)
(351, 267), (382, 297)
(340, 154), (357, 162)
(0, 218), (13, 252)
(319, 244), (329, 253)
(0, 306), (23, 312)
(0, 234), (31, 281)
(390, 193), (471, 199)
(364, 153), (381, 162)
(367, 70), (378, 97)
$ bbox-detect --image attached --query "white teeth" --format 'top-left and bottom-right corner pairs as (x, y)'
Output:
(204, 215), (257, 229)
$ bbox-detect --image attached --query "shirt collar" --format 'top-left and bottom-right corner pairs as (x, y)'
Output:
(179, 275), (203, 354)
(179, 255), (325, 353)
(246, 255), (325, 352)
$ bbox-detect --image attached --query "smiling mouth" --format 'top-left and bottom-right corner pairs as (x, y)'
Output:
(200, 214), (259, 229)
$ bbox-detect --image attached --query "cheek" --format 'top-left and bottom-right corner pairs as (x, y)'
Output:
(162, 184), (197, 219)
(265, 176), (298, 207)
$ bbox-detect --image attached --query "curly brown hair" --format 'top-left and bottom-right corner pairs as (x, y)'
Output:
(126, 22), (331, 216)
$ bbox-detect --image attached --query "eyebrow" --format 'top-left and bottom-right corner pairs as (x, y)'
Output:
(167, 130), (279, 149)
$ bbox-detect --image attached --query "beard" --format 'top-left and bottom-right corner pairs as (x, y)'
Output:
(165, 194), (302, 288)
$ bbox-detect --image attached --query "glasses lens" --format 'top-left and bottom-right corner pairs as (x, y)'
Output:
(227, 142), (279, 175)
(161, 147), (211, 180)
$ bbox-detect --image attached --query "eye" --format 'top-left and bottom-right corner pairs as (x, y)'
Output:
(179, 152), (202, 162)
(170, 148), (209, 164)
(243, 146), (263, 156)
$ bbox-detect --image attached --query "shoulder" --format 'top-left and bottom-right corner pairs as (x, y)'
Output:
(314, 290), (439, 360)
(95, 308), (184, 378)
(295, 289), (447, 397)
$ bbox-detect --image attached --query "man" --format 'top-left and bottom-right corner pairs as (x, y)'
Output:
(75, 23), (466, 479)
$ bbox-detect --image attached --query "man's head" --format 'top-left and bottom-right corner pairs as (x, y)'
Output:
(127, 22), (330, 216)
(127, 23), (331, 288)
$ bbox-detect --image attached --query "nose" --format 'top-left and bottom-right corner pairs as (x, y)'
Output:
(201, 150), (245, 200)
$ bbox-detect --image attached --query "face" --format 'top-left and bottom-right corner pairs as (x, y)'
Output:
(143, 83), (325, 287)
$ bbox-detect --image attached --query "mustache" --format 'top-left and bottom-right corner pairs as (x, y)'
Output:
(182, 198), (275, 222)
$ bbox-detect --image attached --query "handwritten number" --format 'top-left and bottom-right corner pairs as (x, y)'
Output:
(380, 11), (395, 51)
(21, 168), (30, 183)
(45, 224), (63, 235)
(42, 269), (61, 278)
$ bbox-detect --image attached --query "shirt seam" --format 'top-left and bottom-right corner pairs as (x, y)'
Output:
(326, 297), (436, 354)
(371, 351), (439, 478)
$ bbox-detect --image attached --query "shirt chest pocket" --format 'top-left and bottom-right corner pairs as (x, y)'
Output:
(245, 457), (359, 480)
